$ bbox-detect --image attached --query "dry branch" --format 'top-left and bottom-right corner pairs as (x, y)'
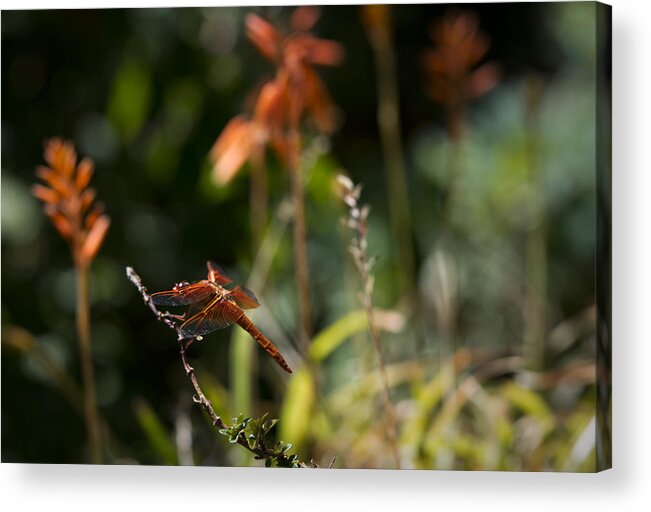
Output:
(126, 266), (310, 468)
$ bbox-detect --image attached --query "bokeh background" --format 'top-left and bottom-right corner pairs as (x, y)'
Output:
(2, 2), (608, 470)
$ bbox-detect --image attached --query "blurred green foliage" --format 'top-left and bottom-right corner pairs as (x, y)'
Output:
(2, 3), (601, 470)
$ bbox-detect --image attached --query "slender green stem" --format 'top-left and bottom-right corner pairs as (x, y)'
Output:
(367, 14), (415, 303)
(232, 145), (268, 453)
(228, 138), (327, 454)
(289, 129), (312, 354)
(440, 135), (463, 230)
(75, 263), (102, 463)
(362, 270), (401, 469)
(523, 77), (547, 371)
(230, 198), (293, 419)
(339, 175), (401, 468)
(250, 145), (268, 251)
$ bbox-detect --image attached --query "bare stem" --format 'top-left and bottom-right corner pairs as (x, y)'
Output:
(360, 264), (401, 469)
(75, 263), (102, 464)
(228, 137), (329, 445)
(337, 175), (401, 469)
(523, 76), (547, 371)
(250, 145), (268, 250)
(366, 11), (416, 303)
(289, 129), (312, 353)
(440, 131), (463, 230)
(126, 266), (310, 467)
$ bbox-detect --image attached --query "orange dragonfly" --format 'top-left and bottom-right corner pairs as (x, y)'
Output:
(151, 262), (292, 373)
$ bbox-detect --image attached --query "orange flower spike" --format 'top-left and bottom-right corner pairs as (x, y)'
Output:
(33, 137), (110, 266)
(248, 8), (344, 130)
(211, 7), (343, 188)
(424, 10), (499, 103)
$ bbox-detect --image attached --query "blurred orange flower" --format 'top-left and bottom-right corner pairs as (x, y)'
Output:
(423, 10), (500, 139)
(211, 6), (343, 186)
(32, 138), (110, 266)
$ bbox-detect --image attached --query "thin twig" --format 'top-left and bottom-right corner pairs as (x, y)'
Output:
(126, 266), (310, 468)
(337, 175), (401, 469)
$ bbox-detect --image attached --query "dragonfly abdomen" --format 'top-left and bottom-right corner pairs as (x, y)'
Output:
(236, 314), (293, 374)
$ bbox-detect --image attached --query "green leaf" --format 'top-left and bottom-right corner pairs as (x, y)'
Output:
(133, 397), (178, 465)
(106, 58), (152, 143)
(502, 382), (553, 419)
(309, 309), (405, 362)
(279, 367), (315, 454)
(306, 152), (338, 204)
(197, 372), (232, 420)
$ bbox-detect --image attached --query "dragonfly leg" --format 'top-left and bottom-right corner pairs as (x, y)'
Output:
(162, 311), (186, 321)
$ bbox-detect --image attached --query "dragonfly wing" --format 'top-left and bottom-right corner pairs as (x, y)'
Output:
(180, 299), (242, 338)
(206, 261), (232, 285)
(151, 281), (214, 306)
(229, 285), (260, 309)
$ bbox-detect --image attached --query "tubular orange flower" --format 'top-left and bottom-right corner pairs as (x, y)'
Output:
(423, 10), (500, 139)
(211, 6), (344, 188)
(245, 13), (281, 62)
(210, 7), (344, 350)
(32, 138), (111, 268)
(32, 136), (108, 464)
(289, 5), (321, 33)
(254, 79), (290, 141)
(210, 116), (257, 186)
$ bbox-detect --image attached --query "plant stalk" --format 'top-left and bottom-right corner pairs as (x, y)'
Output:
(366, 13), (415, 303)
(75, 263), (102, 464)
(360, 264), (401, 469)
(250, 145), (268, 250)
(289, 128), (312, 353)
(523, 77), (547, 371)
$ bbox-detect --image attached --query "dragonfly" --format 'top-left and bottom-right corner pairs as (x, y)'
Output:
(151, 261), (292, 373)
